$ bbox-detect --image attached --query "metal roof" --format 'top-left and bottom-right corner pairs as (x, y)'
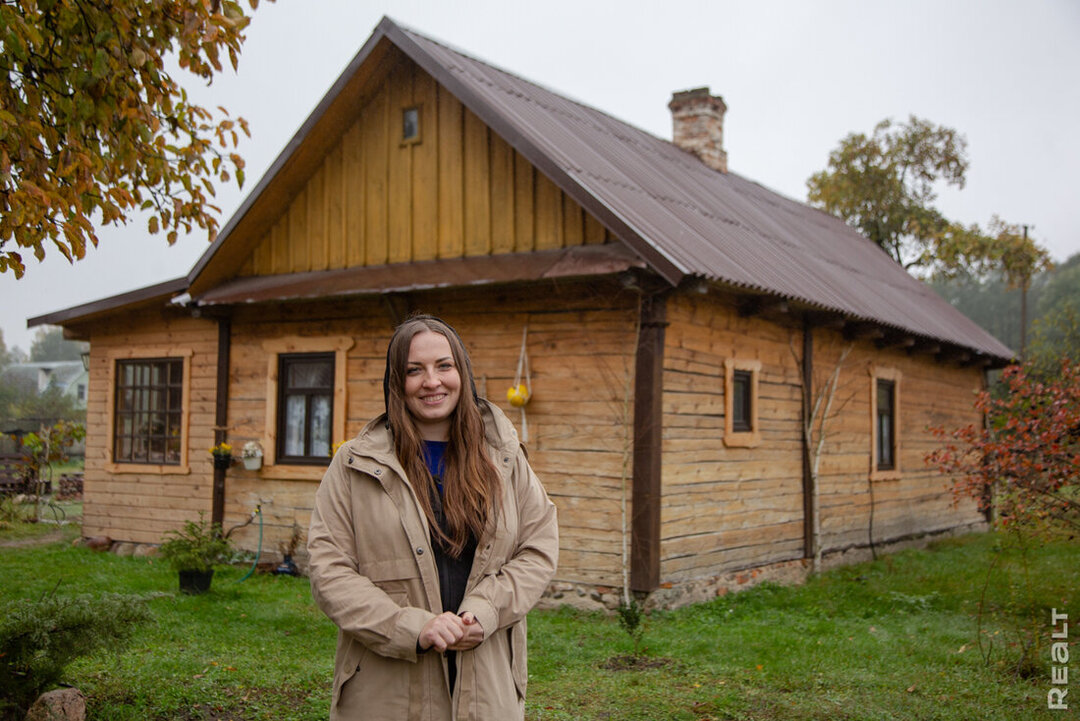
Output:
(386, 19), (1013, 362)
(28, 277), (189, 328)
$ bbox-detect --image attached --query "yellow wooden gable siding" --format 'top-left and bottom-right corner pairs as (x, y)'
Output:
(239, 58), (609, 277)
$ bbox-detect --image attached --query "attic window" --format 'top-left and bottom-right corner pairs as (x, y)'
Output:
(402, 106), (421, 144)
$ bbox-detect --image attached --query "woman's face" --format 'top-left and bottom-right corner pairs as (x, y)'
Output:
(404, 330), (462, 441)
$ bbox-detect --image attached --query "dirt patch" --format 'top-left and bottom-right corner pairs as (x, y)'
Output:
(0, 527), (71, 548)
(599, 654), (676, 671)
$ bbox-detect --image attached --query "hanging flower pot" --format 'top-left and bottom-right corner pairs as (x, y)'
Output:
(507, 326), (533, 441)
(209, 442), (233, 470)
(240, 441), (263, 471)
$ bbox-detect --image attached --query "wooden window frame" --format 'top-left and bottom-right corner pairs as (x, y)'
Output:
(113, 357), (185, 466)
(261, 336), (353, 481)
(275, 352), (336, 465)
(104, 348), (193, 476)
(731, 369), (753, 432)
(869, 366), (902, 480)
(724, 358), (761, 448)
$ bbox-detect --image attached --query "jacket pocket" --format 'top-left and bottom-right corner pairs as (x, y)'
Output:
(508, 619), (528, 700)
(360, 557), (420, 602)
(335, 645), (411, 719)
(332, 641), (368, 709)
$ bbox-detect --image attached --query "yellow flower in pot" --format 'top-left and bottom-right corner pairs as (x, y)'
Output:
(209, 442), (233, 470)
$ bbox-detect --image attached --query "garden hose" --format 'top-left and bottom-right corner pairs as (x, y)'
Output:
(236, 504), (262, 583)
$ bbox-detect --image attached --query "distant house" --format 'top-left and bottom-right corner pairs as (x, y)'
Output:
(32, 17), (1011, 608)
(1, 360), (89, 411)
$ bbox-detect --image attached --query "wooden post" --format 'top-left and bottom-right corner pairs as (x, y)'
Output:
(631, 291), (668, 592)
(801, 319), (815, 560)
(212, 315), (232, 529)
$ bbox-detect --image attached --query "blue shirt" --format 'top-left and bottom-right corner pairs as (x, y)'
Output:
(421, 440), (448, 493)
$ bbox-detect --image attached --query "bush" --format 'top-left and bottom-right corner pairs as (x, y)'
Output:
(616, 597), (646, 656)
(0, 592), (152, 719)
(158, 514), (233, 573)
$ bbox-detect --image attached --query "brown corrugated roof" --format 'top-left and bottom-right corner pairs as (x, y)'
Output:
(28, 277), (189, 328)
(384, 19), (1013, 361)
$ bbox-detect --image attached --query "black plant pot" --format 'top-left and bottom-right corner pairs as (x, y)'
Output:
(178, 569), (215, 594)
(213, 455), (233, 471)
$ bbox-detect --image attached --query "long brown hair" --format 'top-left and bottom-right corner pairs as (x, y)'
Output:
(384, 316), (501, 556)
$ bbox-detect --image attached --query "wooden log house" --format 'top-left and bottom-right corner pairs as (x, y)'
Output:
(33, 18), (1013, 608)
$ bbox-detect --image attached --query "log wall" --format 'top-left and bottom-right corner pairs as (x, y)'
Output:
(661, 293), (806, 582)
(658, 292), (986, 587)
(810, 328), (986, 554)
(76, 281), (986, 595)
(80, 308), (219, 544)
(214, 279), (639, 584)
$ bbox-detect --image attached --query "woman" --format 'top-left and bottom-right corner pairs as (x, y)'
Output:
(308, 315), (558, 720)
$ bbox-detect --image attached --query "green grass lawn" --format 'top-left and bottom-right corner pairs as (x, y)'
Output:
(0, 497), (82, 541)
(1, 523), (1075, 720)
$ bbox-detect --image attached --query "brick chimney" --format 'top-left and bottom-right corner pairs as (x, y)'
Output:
(668, 87), (728, 173)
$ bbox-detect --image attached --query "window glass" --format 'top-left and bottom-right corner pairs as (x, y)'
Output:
(113, 358), (183, 465)
(277, 353), (334, 464)
(310, 396), (332, 457)
(732, 370), (752, 432)
(403, 106), (420, 141)
(876, 379), (896, 470)
(284, 395), (307, 457)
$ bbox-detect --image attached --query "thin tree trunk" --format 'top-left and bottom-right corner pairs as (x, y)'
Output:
(792, 339), (852, 573)
(620, 301), (641, 606)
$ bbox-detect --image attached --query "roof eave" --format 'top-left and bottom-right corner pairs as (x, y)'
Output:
(27, 277), (190, 329)
(694, 275), (1015, 365)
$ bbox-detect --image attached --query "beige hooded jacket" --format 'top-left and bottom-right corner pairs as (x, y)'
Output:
(307, 401), (558, 720)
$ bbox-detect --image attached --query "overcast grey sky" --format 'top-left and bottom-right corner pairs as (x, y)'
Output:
(2, 0), (1077, 352)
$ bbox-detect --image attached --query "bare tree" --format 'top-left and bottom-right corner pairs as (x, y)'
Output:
(791, 334), (854, 571)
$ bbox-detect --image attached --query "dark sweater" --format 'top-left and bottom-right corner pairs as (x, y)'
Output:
(421, 441), (478, 694)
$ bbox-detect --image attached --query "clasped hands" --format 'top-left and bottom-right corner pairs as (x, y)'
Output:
(418, 611), (484, 652)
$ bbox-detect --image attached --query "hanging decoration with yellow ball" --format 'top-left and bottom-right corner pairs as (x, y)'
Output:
(507, 383), (530, 407)
(508, 325), (532, 442)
